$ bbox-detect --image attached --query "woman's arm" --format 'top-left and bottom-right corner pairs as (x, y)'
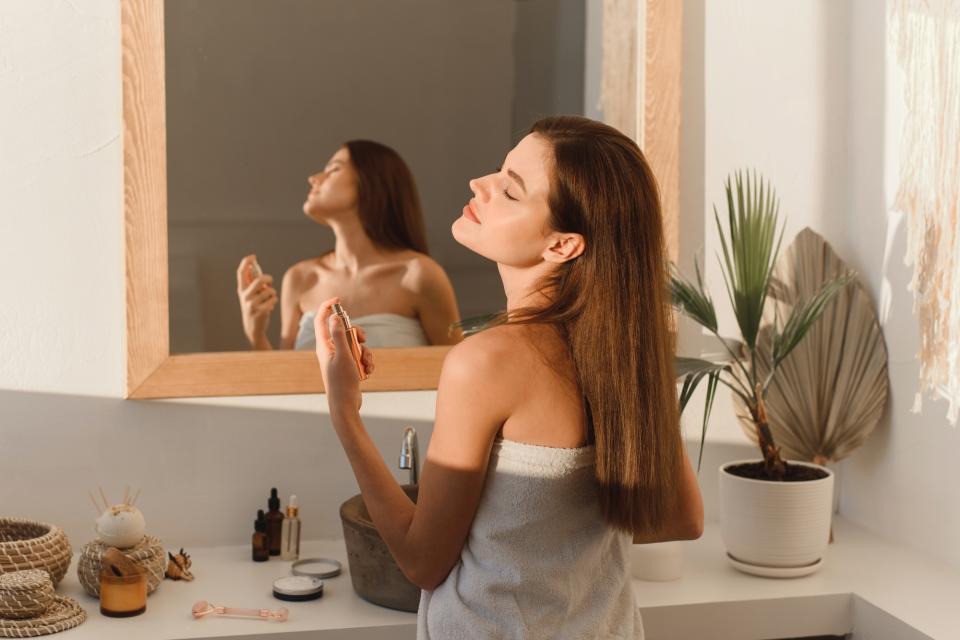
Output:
(278, 265), (306, 350)
(318, 308), (512, 590)
(407, 258), (463, 345)
(632, 444), (704, 544)
(236, 254), (277, 350)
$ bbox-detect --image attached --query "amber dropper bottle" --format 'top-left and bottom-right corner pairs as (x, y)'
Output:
(265, 488), (284, 556)
(252, 510), (269, 562)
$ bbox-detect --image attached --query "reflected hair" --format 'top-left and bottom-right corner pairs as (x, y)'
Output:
(344, 140), (428, 254)
(506, 115), (682, 537)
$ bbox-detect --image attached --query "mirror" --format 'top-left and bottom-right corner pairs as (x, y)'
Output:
(122, 0), (680, 398)
(165, 0), (588, 354)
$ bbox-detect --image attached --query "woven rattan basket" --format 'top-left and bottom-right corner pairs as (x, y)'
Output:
(77, 536), (165, 597)
(0, 595), (87, 638)
(0, 520), (72, 587)
(0, 570), (55, 620)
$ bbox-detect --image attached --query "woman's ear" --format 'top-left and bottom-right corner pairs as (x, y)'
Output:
(543, 232), (585, 264)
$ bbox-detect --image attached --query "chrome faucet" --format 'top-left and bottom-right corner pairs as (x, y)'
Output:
(398, 426), (419, 486)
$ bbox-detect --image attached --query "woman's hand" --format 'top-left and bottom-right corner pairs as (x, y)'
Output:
(236, 254), (278, 349)
(315, 296), (375, 417)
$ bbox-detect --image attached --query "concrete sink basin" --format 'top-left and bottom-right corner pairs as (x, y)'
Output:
(340, 484), (420, 612)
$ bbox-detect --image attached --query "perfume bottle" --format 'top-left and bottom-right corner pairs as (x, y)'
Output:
(280, 495), (301, 561)
(266, 488), (284, 556)
(332, 303), (368, 380)
(252, 510), (269, 562)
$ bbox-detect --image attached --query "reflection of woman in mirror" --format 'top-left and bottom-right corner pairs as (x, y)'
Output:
(236, 140), (462, 350)
(314, 117), (703, 637)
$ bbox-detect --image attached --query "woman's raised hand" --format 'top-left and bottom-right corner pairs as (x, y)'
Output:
(237, 254), (278, 349)
(314, 296), (374, 416)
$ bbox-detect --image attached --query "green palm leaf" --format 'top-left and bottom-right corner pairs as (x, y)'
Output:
(449, 312), (505, 337)
(670, 258), (718, 332)
(675, 357), (724, 475)
(714, 170), (785, 351)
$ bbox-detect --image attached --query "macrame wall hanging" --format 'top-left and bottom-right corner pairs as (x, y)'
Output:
(889, 0), (960, 425)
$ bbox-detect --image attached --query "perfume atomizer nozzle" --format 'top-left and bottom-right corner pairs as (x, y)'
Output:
(332, 303), (352, 328)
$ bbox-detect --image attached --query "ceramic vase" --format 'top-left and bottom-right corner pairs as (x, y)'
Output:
(719, 459), (833, 578)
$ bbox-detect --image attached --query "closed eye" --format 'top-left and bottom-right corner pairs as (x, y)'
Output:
(495, 166), (517, 201)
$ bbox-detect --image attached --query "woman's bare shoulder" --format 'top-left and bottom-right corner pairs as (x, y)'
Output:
(441, 324), (551, 386)
(284, 253), (331, 285)
(399, 252), (450, 290)
(436, 324), (530, 423)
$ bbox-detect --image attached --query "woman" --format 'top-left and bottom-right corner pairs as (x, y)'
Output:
(236, 140), (462, 349)
(315, 117), (704, 638)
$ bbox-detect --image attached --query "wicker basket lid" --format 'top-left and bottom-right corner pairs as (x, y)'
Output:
(0, 571), (50, 593)
(0, 570), (86, 636)
(0, 570), (56, 620)
(0, 595), (86, 637)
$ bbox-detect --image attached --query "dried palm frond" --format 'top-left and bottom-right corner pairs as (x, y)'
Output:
(734, 228), (889, 463)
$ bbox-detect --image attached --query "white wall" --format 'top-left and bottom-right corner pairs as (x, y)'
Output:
(0, 0), (124, 397)
(702, 0), (851, 322)
(685, 0), (960, 571)
(837, 0), (960, 571)
(679, 0), (855, 447)
(14, 0), (953, 573)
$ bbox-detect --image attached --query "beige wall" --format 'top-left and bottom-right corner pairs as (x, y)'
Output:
(166, 0), (585, 353)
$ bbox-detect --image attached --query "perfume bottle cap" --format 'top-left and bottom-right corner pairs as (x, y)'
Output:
(286, 495), (299, 518)
(255, 509), (266, 533)
(269, 488), (280, 511)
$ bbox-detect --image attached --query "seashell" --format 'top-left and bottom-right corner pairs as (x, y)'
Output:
(165, 548), (194, 581)
(95, 504), (146, 549)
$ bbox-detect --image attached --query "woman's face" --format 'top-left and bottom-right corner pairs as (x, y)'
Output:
(453, 133), (559, 267)
(303, 147), (359, 222)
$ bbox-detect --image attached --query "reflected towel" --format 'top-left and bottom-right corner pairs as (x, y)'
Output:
(295, 311), (429, 350)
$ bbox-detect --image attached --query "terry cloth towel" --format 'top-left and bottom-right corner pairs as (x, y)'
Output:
(417, 437), (643, 639)
(295, 311), (429, 350)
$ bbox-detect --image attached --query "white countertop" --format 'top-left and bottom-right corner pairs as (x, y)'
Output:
(56, 539), (412, 640)
(51, 516), (958, 640)
(633, 516), (957, 639)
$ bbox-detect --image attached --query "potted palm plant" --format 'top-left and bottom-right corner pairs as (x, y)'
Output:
(672, 170), (853, 577)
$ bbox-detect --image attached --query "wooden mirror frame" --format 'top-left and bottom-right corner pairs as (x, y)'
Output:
(123, 0), (681, 399)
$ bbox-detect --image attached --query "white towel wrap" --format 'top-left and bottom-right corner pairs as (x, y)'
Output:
(417, 437), (643, 639)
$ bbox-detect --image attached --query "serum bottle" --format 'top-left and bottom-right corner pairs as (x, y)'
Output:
(266, 488), (284, 556)
(252, 510), (269, 562)
(280, 495), (301, 561)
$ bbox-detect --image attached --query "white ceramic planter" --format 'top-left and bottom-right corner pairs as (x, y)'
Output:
(719, 459), (834, 577)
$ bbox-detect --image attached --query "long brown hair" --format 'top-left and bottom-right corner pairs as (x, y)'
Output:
(344, 140), (429, 254)
(508, 115), (682, 536)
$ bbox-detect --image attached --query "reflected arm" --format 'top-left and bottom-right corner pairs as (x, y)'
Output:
(408, 258), (463, 345)
(278, 266), (305, 350)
